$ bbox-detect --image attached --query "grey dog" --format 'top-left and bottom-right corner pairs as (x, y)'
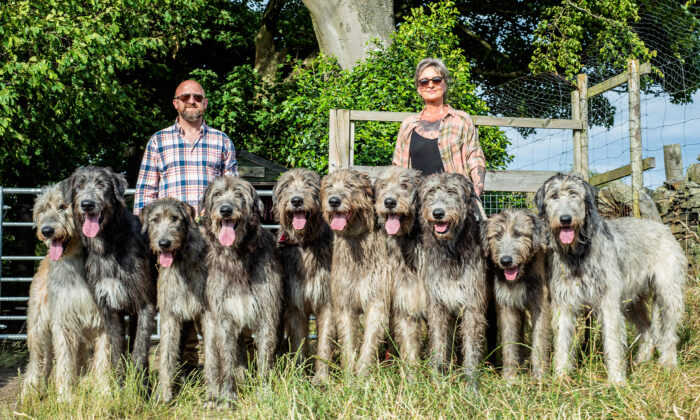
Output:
(535, 173), (687, 384)
(200, 176), (282, 405)
(272, 168), (334, 383)
(63, 166), (156, 377)
(482, 209), (550, 380)
(418, 172), (490, 391)
(140, 198), (207, 403)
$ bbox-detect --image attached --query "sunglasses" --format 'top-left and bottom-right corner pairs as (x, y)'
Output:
(418, 76), (444, 87)
(174, 93), (205, 103)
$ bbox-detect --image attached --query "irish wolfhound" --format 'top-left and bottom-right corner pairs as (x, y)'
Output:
(535, 173), (687, 384)
(374, 166), (427, 370)
(418, 172), (489, 390)
(22, 183), (109, 400)
(272, 168), (334, 383)
(321, 169), (390, 375)
(139, 198), (207, 403)
(200, 176), (282, 405)
(482, 209), (550, 379)
(63, 166), (156, 375)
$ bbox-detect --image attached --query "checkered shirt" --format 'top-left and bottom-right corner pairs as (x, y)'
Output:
(392, 105), (486, 178)
(133, 118), (238, 215)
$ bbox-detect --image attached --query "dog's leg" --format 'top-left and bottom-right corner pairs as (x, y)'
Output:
(459, 306), (486, 392)
(498, 304), (523, 380)
(286, 307), (309, 364)
(529, 297), (551, 380)
(101, 307), (125, 375)
(652, 263), (685, 367)
(218, 318), (241, 404)
(625, 298), (653, 364)
(255, 317), (278, 381)
(132, 301), (156, 373)
(52, 322), (79, 400)
(356, 301), (389, 375)
(21, 316), (52, 398)
(600, 294), (627, 385)
(427, 304), (449, 375)
(203, 313), (222, 403)
(392, 314), (421, 368)
(312, 304), (334, 384)
(551, 301), (576, 379)
(91, 329), (111, 394)
(335, 308), (358, 374)
(157, 312), (181, 403)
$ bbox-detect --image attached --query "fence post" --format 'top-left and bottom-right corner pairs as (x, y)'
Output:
(0, 186), (3, 323)
(571, 90), (582, 175)
(577, 74), (589, 181)
(628, 59), (642, 217)
(328, 109), (351, 172)
(663, 143), (683, 181)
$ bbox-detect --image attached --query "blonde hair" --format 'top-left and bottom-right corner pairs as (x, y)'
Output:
(414, 58), (449, 102)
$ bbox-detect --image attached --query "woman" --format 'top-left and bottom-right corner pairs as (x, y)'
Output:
(392, 58), (486, 197)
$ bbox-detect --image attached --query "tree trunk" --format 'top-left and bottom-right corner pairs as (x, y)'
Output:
(302, 0), (394, 69)
(254, 0), (288, 79)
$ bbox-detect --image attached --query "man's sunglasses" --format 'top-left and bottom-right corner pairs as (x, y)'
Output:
(418, 76), (444, 87)
(174, 93), (205, 103)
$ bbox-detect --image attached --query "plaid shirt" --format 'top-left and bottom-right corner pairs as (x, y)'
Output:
(392, 105), (486, 180)
(133, 118), (238, 215)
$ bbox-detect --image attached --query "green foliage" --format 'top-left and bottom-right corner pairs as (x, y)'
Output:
(205, 2), (511, 174)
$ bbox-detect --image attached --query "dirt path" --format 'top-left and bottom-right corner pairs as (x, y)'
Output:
(0, 367), (19, 405)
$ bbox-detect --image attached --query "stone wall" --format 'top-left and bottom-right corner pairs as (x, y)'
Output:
(652, 163), (700, 265)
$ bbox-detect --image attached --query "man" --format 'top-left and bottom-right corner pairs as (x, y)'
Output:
(134, 79), (238, 216)
(134, 79), (237, 373)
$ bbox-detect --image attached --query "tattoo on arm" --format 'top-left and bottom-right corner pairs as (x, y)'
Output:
(470, 166), (485, 197)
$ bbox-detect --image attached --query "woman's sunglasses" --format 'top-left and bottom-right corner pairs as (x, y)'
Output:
(174, 93), (205, 103)
(418, 76), (444, 87)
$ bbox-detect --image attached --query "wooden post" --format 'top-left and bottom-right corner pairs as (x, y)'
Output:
(328, 109), (351, 172)
(577, 74), (589, 181)
(663, 144), (683, 181)
(628, 59), (642, 218)
(572, 90), (582, 175)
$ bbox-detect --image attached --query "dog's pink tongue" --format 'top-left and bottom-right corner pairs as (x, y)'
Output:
(292, 212), (307, 230)
(504, 267), (519, 281)
(219, 221), (236, 246)
(159, 251), (174, 268)
(49, 240), (64, 261)
(385, 214), (401, 235)
(330, 213), (348, 231)
(434, 222), (448, 233)
(82, 214), (101, 238)
(559, 227), (575, 244)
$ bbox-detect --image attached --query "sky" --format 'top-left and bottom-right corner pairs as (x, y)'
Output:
(504, 91), (700, 189)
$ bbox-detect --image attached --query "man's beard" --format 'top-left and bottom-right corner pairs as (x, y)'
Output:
(180, 108), (202, 122)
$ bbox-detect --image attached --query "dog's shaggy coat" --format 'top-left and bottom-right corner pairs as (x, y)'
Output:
(482, 209), (550, 379)
(140, 198), (207, 403)
(272, 169), (334, 382)
(373, 167), (427, 368)
(22, 183), (109, 399)
(535, 173), (687, 384)
(63, 166), (156, 374)
(200, 176), (282, 404)
(418, 173), (490, 390)
(321, 169), (390, 374)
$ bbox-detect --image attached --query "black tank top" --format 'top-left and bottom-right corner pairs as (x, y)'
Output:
(409, 130), (444, 176)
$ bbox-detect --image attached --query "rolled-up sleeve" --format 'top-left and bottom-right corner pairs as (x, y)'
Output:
(222, 135), (239, 177)
(133, 136), (161, 215)
(463, 124), (486, 173)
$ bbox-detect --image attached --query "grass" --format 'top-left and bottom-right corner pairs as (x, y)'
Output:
(3, 269), (699, 419)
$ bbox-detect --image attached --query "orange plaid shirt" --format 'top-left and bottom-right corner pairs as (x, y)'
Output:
(392, 105), (486, 186)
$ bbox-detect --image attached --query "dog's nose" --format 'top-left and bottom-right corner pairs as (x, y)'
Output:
(384, 198), (397, 209)
(41, 226), (54, 238)
(432, 208), (445, 220)
(291, 196), (304, 207)
(220, 205), (233, 217)
(329, 197), (341, 208)
(158, 239), (172, 249)
(81, 200), (95, 212)
(560, 214), (572, 225)
(500, 256), (513, 267)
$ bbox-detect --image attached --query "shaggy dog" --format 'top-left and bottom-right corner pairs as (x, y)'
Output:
(482, 209), (550, 379)
(373, 166), (427, 370)
(321, 169), (390, 375)
(140, 198), (207, 403)
(535, 173), (687, 384)
(200, 176), (282, 405)
(418, 173), (489, 391)
(63, 166), (156, 375)
(272, 168), (334, 383)
(22, 183), (108, 400)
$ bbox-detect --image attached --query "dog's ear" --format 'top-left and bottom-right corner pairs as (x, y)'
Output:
(248, 183), (265, 218)
(583, 179), (598, 216)
(357, 171), (374, 200)
(110, 171), (128, 207)
(177, 200), (198, 231)
(139, 203), (151, 234)
(199, 182), (214, 220)
(529, 213), (548, 252)
(534, 181), (547, 217)
(60, 174), (75, 205)
(479, 219), (491, 258)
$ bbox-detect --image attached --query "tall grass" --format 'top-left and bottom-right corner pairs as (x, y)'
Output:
(4, 270), (699, 419)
